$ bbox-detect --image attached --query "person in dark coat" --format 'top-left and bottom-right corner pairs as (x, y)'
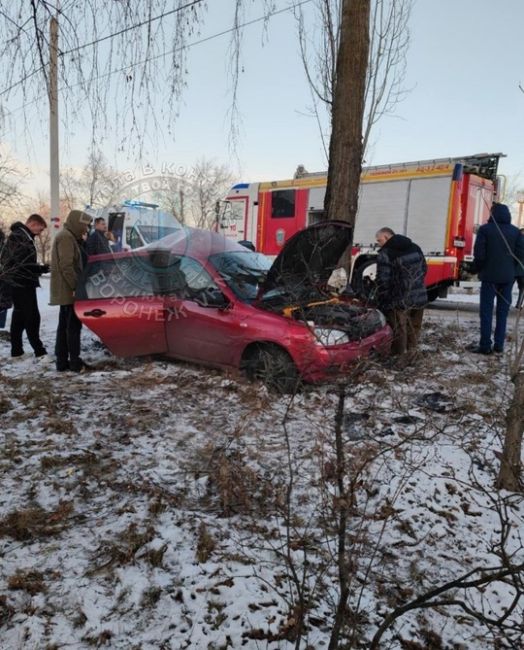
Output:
(3, 214), (49, 358)
(85, 217), (111, 257)
(0, 226), (9, 329)
(468, 203), (524, 354)
(515, 228), (524, 310)
(375, 227), (428, 356)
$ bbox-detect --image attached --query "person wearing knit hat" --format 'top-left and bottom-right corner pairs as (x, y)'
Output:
(467, 203), (524, 354)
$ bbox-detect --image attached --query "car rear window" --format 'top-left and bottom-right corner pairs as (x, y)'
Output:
(76, 257), (156, 299)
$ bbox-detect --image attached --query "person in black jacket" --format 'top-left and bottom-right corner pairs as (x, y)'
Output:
(4, 214), (49, 358)
(515, 228), (524, 310)
(375, 227), (428, 356)
(0, 225), (9, 329)
(468, 203), (524, 354)
(85, 217), (111, 257)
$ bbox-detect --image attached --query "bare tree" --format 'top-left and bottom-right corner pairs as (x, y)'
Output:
(61, 150), (119, 210)
(496, 314), (524, 491)
(295, 0), (412, 159)
(187, 159), (235, 230)
(324, 0), (370, 226)
(152, 175), (187, 224)
(150, 159), (234, 229)
(0, 1), (205, 148)
(0, 150), (25, 215)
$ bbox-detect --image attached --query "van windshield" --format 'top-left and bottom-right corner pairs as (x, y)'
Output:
(209, 251), (271, 302)
(137, 225), (180, 244)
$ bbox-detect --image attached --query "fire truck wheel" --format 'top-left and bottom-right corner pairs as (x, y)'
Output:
(352, 259), (377, 300)
(426, 287), (439, 302)
(241, 344), (300, 394)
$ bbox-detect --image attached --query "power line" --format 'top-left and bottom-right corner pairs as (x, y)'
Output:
(3, 0), (313, 117)
(0, 0), (204, 98)
(61, 0), (204, 57)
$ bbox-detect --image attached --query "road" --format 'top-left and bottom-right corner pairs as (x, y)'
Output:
(426, 299), (523, 329)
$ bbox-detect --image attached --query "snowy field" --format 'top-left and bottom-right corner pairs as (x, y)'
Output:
(0, 279), (523, 649)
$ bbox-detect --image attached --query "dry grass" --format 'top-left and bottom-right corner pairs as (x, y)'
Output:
(41, 417), (78, 436)
(195, 442), (282, 516)
(0, 595), (15, 625)
(0, 501), (73, 540)
(196, 522), (215, 563)
(7, 569), (47, 595)
(40, 451), (98, 471)
(89, 523), (156, 574)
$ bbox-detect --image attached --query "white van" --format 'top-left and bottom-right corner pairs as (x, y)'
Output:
(92, 201), (181, 251)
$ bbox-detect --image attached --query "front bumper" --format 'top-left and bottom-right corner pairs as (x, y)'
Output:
(295, 324), (392, 383)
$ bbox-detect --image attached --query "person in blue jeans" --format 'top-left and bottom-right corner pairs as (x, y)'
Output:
(468, 203), (524, 354)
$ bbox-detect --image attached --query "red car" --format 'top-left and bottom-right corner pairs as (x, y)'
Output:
(75, 221), (392, 391)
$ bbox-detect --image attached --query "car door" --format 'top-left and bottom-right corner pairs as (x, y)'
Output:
(74, 254), (168, 357)
(163, 256), (248, 367)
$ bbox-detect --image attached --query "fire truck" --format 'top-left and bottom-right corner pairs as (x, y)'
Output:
(220, 153), (504, 300)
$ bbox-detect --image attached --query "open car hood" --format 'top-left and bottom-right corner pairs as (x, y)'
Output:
(258, 220), (353, 301)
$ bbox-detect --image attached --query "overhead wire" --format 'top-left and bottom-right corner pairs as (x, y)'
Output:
(0, 0), (204, 99)
(2, 0), (313, 117)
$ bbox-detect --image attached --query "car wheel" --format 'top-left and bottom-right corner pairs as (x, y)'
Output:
(352, 258), (377, 301)
(242, 344), (300, 394)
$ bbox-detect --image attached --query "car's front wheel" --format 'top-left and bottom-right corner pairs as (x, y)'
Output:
(241, 344), (300, 394)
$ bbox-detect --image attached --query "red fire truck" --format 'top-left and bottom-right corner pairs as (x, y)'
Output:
(220, 153), (504, 300)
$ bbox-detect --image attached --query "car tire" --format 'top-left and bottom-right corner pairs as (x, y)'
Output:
(242, 344), (300, 394)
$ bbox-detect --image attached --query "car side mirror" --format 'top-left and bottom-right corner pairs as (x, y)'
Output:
(194, 288), (230, 309)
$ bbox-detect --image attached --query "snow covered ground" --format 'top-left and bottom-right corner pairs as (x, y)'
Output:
(0, 279), (523, 649)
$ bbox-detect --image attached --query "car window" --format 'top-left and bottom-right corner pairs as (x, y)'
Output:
(209, 251), (271, 302)
(127, 226), (144, 250)
(77, 257), (155, 300)
(77, 254), (222, 303)
(161, 256), (220, 301)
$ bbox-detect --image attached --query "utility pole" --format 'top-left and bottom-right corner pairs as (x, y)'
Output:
(49, 14), (60, 234)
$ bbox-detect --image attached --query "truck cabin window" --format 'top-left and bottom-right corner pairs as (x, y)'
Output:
(271, 190), (295, 218)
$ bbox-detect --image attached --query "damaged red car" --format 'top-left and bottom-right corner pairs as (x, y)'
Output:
(75, 221), (392, 391)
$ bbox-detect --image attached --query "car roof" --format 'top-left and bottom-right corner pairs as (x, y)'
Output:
(153, 227), (249, 258)
(87, 227), (253, 263)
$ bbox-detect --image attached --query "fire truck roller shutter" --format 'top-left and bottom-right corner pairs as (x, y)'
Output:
(405, 176), (453, 254)
(354, 175), (453, 255)
(354, 181), (410, 246)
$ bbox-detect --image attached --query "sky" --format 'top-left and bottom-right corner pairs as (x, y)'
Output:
(2, 0), (524, 199)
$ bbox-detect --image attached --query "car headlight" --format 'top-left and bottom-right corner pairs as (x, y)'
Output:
(313, 328), (350, 346)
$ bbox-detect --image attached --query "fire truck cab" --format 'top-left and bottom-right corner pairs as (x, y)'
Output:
(220, 153), (504, 300)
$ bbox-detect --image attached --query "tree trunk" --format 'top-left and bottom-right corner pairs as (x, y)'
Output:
(496, 372), (524, 492)
(324, 0), (371, 231)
